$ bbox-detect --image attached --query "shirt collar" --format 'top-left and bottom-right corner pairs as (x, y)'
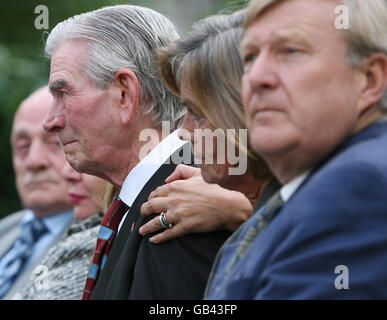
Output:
(119, 129), (189, 207)
(280, 171), (311, 202)
(21, 209), (74, 236)
(20, 210), (35, 225)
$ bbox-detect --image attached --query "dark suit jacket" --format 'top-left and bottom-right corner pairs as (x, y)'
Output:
(91, 150), (230, 300)
(206, 121), (387, 299)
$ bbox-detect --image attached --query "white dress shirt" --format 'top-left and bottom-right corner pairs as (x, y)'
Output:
(117, 130), (189, 233)
(279, 171), (311, 203)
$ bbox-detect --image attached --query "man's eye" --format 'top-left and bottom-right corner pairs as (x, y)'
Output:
(15, 140), (30, 150)
(54, 90), (67, 98)
(48, 139), (62, 148)
(14, 143), (30, 156)
(18, 144), (29, 150)
(244, 54), (256, 64)
(283, 47), (301, 55)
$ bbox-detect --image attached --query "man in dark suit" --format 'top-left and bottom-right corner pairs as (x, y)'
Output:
(205, 0), (387, 299)
(0, 87), (74, 299)
(43, 5), (230, 299)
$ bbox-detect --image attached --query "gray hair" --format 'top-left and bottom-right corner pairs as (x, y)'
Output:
(342, 0), (387, 111)
(244, 0), (387, 111)
(45, 5), (186, 129)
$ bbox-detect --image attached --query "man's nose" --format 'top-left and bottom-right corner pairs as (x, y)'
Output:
(25, 141), (50, 172)
(178, 114), (195, 143)
(245, 52), (280, 92)
(42, 105), (66, 133)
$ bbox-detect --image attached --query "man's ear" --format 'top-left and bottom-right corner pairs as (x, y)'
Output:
(113, 68), (139, 126)
(357, 53), (387, 115)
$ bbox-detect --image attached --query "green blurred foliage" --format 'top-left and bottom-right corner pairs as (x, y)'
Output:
(218, 0), (249, 14)
(0, 0), (247, 219)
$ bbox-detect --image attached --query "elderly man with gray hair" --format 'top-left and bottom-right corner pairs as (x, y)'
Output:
(205, 0), (387, 299)
(43, 5), (231, 299)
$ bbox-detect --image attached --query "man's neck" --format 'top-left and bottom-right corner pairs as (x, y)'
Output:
(353, 105), (384, 135)
(113, 126), (164, 187)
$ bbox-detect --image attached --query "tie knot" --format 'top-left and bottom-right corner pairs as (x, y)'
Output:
(272, 191), (283, 204)
(101, 198), (129, 231)
(264, 191), (284, 217)
(20, 218), (48, 245)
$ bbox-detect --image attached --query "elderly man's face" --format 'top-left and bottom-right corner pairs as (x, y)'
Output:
(43, 40), (120, 178)
(11, 89), (72, 217)
(240, 0), (365, 182)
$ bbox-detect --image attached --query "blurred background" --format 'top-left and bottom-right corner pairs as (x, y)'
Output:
(0, 0), (248, 218)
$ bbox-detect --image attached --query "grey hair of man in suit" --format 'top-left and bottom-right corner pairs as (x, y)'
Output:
(44, 5), (185, 129)
(42, 5), (187, 187)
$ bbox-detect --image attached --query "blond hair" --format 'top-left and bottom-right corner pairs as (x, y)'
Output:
(100, 182), (120, 213)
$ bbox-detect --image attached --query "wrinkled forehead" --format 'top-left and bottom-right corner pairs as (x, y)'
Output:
(11, 98), (53, 142)
(49, 39), (90, 86)
(11, 118), (57, 145)
(241, 0), (343, 48)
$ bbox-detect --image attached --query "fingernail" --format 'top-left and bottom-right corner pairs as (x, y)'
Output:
(149, 237), (155, 243)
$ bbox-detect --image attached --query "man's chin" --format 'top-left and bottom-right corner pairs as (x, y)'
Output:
(69, 158), (101, 179)
(249, 128), (300, 159)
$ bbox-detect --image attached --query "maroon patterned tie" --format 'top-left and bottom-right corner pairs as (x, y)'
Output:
(82, 198), (129, 300)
